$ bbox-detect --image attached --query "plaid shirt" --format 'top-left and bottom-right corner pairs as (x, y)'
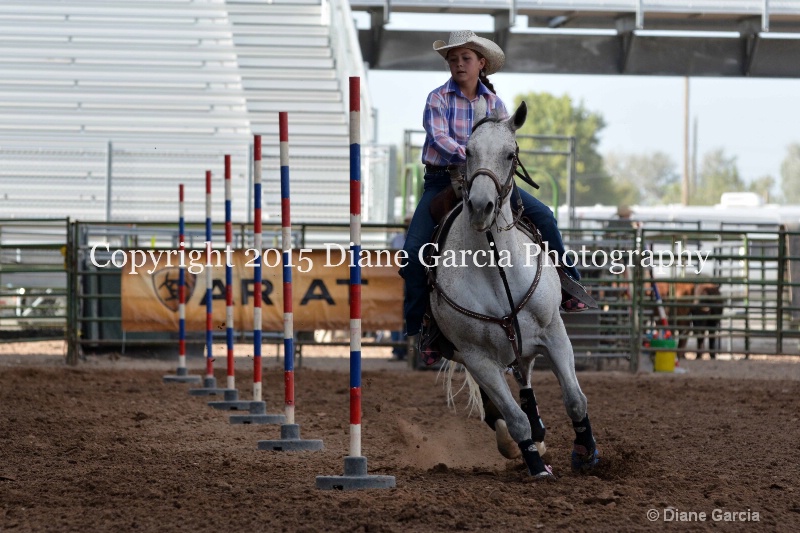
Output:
(421, 78), (508, 166)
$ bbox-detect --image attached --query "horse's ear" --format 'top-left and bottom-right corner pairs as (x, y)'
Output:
(510, 101), (527, 131)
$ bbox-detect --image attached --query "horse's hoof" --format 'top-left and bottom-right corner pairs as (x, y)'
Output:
(531, 464), (556, 482)
(495, 420), (521, 459)
(571, 444), (600, 471)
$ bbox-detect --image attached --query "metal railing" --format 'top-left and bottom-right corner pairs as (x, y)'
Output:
(2, 218), (798, 368)
(0, 219), (69, 342)
(635, 227), (800, 363)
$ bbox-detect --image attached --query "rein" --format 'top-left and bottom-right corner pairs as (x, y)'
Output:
(485, 229), (541, 367)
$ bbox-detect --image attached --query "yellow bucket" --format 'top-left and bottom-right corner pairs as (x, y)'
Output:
(651, 338), (677, 373)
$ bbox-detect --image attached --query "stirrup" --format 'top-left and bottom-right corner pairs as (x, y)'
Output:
(557, 268), (598, 311)
(417, 316), (455, 366)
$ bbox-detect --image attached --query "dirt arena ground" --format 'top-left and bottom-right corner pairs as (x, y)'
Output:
(1, 341), (799, 532)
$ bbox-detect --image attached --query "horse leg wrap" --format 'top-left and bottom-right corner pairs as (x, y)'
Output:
(519, 388), (546, 443)
(571, 415), (599, 471)
(572, 415), (594, 448)
(518, 439), (548, 476)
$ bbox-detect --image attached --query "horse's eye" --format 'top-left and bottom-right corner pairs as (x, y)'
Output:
(465, 149), (471, 158)
(508, 153), (515, 160)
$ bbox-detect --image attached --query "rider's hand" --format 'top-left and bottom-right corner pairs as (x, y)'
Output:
(448, 164), (466, 200)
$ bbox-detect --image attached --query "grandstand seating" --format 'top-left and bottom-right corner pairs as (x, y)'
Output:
(0, 0), (382, 224)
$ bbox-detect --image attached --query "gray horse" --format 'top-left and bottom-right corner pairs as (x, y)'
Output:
(429, 102), (599, 479)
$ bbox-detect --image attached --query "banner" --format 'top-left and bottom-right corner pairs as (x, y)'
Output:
(119, 248), (404, 332)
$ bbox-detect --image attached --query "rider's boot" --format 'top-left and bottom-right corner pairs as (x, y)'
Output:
(417, 313), (456, 366)
(557, 267), (598, 313)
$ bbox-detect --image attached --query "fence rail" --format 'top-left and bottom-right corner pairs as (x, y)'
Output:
(1, 219), (798, 367)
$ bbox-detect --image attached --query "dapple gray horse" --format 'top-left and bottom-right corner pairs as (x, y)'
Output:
(430, 102), (599, 479)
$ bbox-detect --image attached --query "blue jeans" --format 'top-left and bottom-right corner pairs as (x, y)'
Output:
(400, 170), (579, 336)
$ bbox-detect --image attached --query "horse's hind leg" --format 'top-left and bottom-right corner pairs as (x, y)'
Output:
(480, 387), (520, 459)
(463, 355), (552, 478)
(539, 327), (600, 471)
(479, 368), (544, 459)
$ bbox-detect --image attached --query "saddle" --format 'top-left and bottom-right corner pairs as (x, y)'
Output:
(416, 190), (463, 364)
(426, 187), (598, 312)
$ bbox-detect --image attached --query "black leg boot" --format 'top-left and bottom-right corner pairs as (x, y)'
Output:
(519, 387), (546, 443)
(518, 439), (554, 479)
(571, 415), (600, 471)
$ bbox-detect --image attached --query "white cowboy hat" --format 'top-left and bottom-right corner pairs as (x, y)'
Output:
(433, 30), (506, 75)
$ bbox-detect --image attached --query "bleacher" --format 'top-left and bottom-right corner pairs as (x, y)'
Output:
(0, 0), (384, 225)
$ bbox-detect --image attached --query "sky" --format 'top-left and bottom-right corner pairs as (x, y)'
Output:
(358, 13), (800, 196)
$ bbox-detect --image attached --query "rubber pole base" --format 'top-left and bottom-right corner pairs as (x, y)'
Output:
(316, 456), (395, 491)
(188, 377), (230, 396)
(229, 402), (286, 425)
(163, 367), (201, 384)
(257, 424), (323, 452)
(206, 389), (249, 410)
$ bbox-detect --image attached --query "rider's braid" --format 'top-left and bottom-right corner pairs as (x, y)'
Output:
(477, 54), (496, 94)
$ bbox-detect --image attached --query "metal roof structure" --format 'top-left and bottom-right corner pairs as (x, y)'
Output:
(351, 0), (800, 77)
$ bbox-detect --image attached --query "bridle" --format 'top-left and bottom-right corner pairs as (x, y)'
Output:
(461, 123), (539, 232)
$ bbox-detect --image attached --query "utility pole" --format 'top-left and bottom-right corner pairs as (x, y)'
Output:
(682, 77), (690, 206)
(691, 116), (698, 197)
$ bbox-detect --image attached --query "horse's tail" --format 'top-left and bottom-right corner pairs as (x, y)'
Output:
(440, 360), (484, 420)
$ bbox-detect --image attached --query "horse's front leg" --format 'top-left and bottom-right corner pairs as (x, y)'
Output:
(540, 323), (600, 472)
(516, 355), (547, 454)
(462, 353), (554, 479)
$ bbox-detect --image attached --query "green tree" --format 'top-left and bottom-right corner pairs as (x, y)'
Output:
(512, 92), (616, 207)
(780, 143), (800, 204)
(604, 151), (681, 205)
(692, 148), (745, 205)
(748, 175), (777, 204)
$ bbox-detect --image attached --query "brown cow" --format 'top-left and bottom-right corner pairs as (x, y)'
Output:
(651, 282), (723, 359)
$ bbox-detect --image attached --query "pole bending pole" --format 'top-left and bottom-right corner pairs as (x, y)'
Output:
(281, 113), (296, 425)
(189, 172), (228, 395)
(209, 156), (251, 409)
(253, 140), (264, 403)
(230, 139), (285, 423)
(205, 171), (214, 382)
(348, 82), (363, 459)
(258, 113), (322, 451)
(225, 155), (235, 391)
(316, 78), (394, 488)
(164, 184), (200, 383)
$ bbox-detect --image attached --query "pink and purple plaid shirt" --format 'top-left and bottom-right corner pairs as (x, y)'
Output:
(421, 78), (508, 166)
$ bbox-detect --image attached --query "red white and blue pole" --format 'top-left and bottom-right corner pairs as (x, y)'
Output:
(178, 184), (187, 372)
(279, 112), (296, 424)
(253, 137), (263, 402)
(205, 171), (214, 380)
(225, 155), (235, 390)
(348, 77), (362, 458)
(315, 77), (392, 486)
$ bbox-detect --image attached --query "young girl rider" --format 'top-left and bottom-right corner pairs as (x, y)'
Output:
(400, 30), (595, 362)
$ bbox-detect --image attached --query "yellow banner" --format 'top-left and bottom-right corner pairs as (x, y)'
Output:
(120, 249), (404, 332)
